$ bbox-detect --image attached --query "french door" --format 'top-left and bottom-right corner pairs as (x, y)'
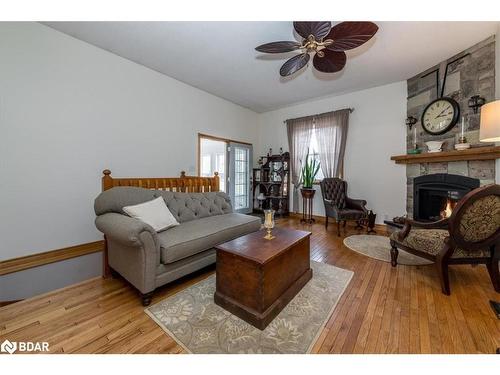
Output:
(198, 135), (253, 214)
(229, 142), (252, 214)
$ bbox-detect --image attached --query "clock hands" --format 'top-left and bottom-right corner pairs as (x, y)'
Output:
(434, 107), (450, 119)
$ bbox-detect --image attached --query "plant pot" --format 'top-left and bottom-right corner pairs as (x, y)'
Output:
(300, 188), (316, 199)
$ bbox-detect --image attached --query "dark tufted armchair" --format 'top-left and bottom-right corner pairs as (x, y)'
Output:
(320, 178), (368, 236)
(390, 184), (500, 295)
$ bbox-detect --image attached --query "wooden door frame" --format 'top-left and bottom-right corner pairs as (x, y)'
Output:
(197, 133), (252, 177)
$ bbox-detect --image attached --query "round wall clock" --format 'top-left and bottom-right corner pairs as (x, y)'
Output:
(421, 97), (460, 135)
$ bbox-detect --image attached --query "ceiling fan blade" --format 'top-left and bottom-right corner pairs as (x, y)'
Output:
(325, 21), (378, 52)
(280, 53), (310, 77)
(313, 50), (346, 73)
(255, 41), (302, 53)
(293, 21), (332, 40)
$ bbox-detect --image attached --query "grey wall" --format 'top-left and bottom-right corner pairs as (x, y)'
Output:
(0, 252), (102, 301)
(0, 22), (258, 301)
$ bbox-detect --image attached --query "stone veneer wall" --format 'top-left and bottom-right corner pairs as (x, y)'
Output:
(406, 36), (496, 217)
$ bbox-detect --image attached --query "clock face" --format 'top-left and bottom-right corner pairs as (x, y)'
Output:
(421, 98), (460, 135)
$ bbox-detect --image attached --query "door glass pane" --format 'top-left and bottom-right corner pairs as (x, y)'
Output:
(234, 147), (249, 210)
(200, 138), (226, 192)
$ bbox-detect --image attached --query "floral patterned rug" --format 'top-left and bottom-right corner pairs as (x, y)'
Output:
(145, 261), (353, 353)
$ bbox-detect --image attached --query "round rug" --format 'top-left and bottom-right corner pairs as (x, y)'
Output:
(343, 235), (433, 266)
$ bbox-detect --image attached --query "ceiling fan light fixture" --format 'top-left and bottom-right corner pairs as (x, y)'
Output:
(256, 21), (378, 77)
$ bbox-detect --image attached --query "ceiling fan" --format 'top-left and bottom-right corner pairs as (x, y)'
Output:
(255, 21), (378, 77)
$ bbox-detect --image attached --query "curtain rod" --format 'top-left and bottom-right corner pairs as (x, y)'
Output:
(282, 108), (354, 124)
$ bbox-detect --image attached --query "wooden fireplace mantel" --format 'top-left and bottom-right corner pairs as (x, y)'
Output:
(391, 145), (500, 164)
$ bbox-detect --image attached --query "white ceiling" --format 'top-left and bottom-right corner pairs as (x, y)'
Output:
(43, 21), (498, 113)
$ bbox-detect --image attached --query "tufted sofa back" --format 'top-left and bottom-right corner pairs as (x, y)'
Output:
(320, 178), (347, 209)
(94, 186), (232, 223)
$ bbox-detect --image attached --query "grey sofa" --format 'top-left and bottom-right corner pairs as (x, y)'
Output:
(94, 187), (261, 305)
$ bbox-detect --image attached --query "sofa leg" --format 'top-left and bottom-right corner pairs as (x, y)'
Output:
(436, 259), (451, 295)
(337, 221), (341, 237)
(141, 292), (154, 306)
(390, 242), (398, 267)
(325, 216), (328, 229)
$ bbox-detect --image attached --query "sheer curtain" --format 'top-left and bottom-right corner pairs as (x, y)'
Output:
(286, 117), (314, 213)
(315, 109), (350, 178)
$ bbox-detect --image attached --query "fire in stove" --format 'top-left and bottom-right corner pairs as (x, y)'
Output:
(440, 198), (456, 219)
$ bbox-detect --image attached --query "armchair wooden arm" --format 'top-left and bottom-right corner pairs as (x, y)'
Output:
(398, 217), (449, 241)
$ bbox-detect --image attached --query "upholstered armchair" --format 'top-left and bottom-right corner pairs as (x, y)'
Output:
(320, 178), (368, 236)
(390, 184), (500, 295)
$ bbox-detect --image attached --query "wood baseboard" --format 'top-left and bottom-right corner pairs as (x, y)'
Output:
(289, 213), (387, 232)
(0, 240), (104, 276)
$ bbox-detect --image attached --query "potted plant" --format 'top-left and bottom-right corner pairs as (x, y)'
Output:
(299, 152), (320, 199)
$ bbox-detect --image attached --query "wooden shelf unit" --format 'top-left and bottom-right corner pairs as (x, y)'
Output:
(390, 146), (500, 164)
(252, 152), (290, 216)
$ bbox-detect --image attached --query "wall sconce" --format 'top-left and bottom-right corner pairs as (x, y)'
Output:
(468, 95), (486, 114)
(405, 116), (417, 130)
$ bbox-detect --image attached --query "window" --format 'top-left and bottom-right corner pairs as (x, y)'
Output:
(307, 128), (324, 181)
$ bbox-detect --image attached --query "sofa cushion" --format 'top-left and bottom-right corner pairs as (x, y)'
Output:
(158, 213), (261, 264)
(123, 196), (179, 232)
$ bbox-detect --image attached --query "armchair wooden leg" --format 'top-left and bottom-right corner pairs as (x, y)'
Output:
(325, 216), (328, 229)
(390, 241), (398, 267)
(337, 221), (341, 237)
(436, 258), (451, 295)
(343, 220), (347, 228)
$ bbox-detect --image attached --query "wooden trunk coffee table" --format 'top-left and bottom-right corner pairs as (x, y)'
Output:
(214, 227), (312, 330)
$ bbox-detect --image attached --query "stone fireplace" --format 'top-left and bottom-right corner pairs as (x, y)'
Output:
(413, 173), (479, 221)
(406, 160), (494, 218)
(402, 36), (497, 219)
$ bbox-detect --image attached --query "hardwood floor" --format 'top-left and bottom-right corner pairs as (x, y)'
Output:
(1, 218), (499, 354)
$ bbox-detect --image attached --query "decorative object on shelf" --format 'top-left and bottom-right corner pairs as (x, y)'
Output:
(252, 151), (290, 216)
(263, 209), (275, 240)
(254, 169), (261, 181)
(421, 97), (460, 135)
(405, 116), (417, 130)
(455, 116), (471, 150)
(279, 147), (283, 155)
(468, 95), (486, 114)
(480, 99), (500, 143)
(258, 157), (263, 166)
(267, 148), (272, 157)
(408, 125), (422, 154)
(425, 140), (444, 153)
(255, 21), (378, 77)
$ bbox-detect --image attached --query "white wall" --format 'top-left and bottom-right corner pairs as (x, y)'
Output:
(256, 82), (407, 224)
(0, 22), (258, 261)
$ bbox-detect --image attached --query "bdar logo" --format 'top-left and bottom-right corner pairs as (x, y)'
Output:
(1, 340), (17, 354)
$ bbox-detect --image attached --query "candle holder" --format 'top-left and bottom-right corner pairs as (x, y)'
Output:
(263, 209), (275, 240)
(455, 116), (471, 150)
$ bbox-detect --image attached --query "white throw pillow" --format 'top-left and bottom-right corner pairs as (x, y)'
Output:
(123, 196), (179, 232)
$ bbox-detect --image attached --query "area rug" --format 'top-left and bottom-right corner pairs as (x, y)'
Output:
(343, 234), (433, 266)
(145, 261), (353, 353)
